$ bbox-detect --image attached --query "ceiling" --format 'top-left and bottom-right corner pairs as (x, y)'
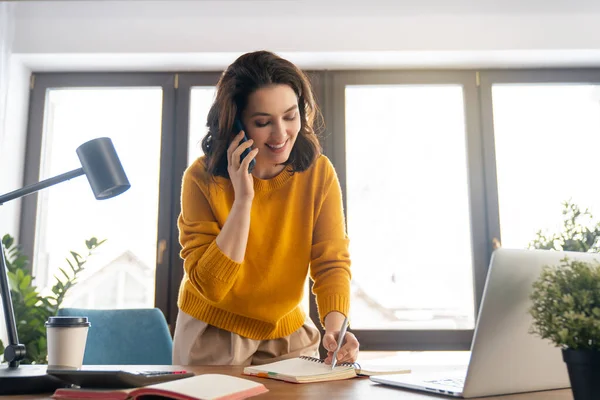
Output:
(14, 0), (600, 18)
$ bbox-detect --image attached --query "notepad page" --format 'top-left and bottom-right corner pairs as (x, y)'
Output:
(247, 358), (354, 377)
(355, 364), (411, 376)
(141, 374), (266, 399)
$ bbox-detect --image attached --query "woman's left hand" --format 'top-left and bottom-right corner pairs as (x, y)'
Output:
(322, 329), (360, 365)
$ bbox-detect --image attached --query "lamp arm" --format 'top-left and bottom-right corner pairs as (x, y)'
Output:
(0, 168), (84, 205)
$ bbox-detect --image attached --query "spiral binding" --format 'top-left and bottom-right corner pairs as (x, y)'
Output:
(299, 355), (361, 369)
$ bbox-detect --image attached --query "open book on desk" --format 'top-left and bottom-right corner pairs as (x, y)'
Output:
(52, 374), (268, 400)
(243, 356), (411, 384)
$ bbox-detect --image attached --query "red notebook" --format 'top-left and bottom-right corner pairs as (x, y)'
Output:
(52, 374), (268, 400)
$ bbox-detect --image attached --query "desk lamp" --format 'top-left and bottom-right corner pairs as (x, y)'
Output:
(0, 137), (130, 395)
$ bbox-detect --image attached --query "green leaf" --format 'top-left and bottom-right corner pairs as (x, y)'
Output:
(19, 275), (32, 291)
(25, 297), (38, 307)
(70, 252), (82, 265)
(23, 291), (38, 302)
(58, 268), (71, 281)
(66, 259), (76, 273)
(13, 255), (29, 268)
(7, 271), (19, 292)
(3, 234), (14, 249)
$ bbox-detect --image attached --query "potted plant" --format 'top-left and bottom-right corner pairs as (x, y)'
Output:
(529, 200), (600, 252)
(0, 233), (104, 364)
(529, 257), (600, 400)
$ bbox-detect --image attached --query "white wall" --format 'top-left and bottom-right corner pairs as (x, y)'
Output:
(12, 0), (600, 71)
(0, 59), (30, 238)
(0, 58), (29, 354)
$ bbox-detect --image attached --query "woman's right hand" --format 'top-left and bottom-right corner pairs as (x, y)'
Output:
(227, 130), (259, 201)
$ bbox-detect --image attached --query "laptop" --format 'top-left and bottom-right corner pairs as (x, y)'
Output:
(370, 248), (597, 398)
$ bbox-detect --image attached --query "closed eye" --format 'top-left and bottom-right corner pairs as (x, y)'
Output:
(254, 117), (295, 128)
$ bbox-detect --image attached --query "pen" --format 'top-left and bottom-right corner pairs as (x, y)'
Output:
(331, 316), (349, 370)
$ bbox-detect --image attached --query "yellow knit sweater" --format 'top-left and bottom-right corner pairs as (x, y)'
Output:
(177, 155), (351, 340)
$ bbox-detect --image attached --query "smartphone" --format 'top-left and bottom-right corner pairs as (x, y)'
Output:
(234, 118), (256, 173)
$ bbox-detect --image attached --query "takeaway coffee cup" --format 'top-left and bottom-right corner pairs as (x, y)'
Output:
(45, 316), (91, 368)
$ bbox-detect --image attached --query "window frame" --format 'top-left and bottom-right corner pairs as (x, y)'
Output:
(478, 68), (600, 250)
(328, 70), (490, 350)
(21, 72), (177, 322)
(168, 72), (223, 327)
(24, 68), (599, 350)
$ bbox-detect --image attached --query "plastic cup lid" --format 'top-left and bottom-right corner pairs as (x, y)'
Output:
(45, 316), (91, 328)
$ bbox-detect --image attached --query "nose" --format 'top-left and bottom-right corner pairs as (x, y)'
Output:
(271, 120), (287, 141)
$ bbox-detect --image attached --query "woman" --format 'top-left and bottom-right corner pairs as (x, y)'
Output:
(172, 50), (359, 366)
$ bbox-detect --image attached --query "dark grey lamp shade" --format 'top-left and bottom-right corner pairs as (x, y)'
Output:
(76, 137), (130, 199)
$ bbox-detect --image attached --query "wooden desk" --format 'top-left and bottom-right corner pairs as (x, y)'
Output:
(1, 365), (573, 400)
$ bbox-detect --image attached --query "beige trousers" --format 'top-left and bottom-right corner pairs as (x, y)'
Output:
(172, 310), (322, 366)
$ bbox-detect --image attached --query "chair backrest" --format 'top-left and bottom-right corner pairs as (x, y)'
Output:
(57, 308), (173, 365)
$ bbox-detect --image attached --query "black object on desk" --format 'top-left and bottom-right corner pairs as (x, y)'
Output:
(47, 368), (195, 389)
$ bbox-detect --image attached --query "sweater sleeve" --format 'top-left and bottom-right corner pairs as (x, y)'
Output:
(178, 168), (242, 303)
(310, 160), (352, 327)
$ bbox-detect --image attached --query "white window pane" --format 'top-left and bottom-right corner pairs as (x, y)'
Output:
(493, 84), (600, 248)
(34, 88), (163, 309)
(346, 85), (475, 330)
(188, 87), (216, 165)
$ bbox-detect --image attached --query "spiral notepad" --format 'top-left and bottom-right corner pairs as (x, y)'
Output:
(243, 356), (410, 384)
(299, 355), (359, 367)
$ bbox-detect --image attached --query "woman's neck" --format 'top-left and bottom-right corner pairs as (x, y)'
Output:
(252, 162), (286, 180)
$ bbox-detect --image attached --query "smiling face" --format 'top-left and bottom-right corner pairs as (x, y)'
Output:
(241, 84), (301, 177)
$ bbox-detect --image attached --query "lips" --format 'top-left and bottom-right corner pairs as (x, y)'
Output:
(265, 139), (288, 153)
(266, 141), (286, 150)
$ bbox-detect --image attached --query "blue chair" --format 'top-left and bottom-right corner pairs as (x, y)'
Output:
(57, 308), (173, 365)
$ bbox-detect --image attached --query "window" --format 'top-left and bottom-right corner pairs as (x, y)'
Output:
(345, 84), (475, 330)
(21, 73), (176, 317)
(329, 71), (487, 350)
(22, 68), (600, 350)
(188, 87), (216, 165)
(492, 84), (600, 248)
(479, 70), (600, 254)
(33, 88), (163, 309)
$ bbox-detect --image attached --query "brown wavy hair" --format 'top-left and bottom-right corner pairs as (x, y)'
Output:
(201, 50), (323, 178)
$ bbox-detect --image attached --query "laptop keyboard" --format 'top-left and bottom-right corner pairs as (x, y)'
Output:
(424, 377), (465, 388)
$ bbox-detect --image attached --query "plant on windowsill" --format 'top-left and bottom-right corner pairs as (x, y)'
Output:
(529, 200), (600, 253)
(529, 257), (600, 400)
(0, 233), (104, 364)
